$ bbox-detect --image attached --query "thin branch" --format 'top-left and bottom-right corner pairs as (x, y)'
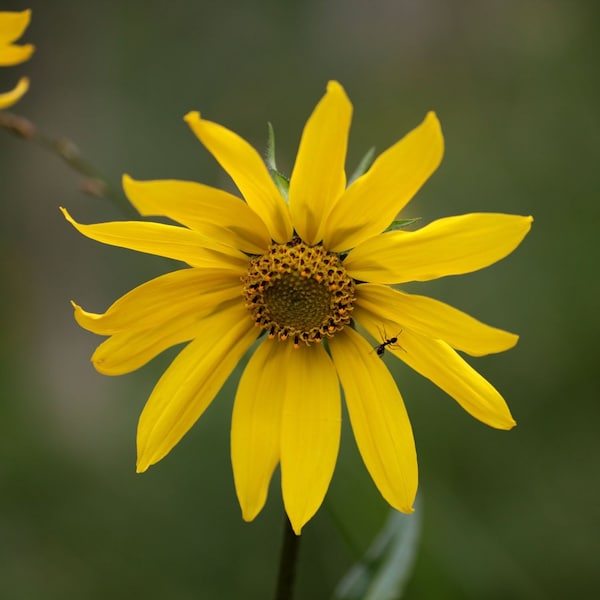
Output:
(1, 111), (137, 218)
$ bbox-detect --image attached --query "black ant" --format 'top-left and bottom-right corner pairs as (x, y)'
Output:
(372, 327), (404, 357)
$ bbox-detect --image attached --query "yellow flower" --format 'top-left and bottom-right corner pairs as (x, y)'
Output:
(64, 82), (532, 534)
(0, 9), (34, 109)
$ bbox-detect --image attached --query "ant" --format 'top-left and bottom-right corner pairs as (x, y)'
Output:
(372, 327), (404, 357)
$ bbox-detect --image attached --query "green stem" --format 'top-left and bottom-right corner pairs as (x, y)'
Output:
(0, 111), (137, 218)
(274, 514), (301, 600)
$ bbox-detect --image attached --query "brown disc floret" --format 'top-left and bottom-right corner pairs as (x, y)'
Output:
(242, 238), (355, 347)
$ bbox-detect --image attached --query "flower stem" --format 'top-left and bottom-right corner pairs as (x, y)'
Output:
(0, 111), (137, 218)
(274, 514), (301, 600)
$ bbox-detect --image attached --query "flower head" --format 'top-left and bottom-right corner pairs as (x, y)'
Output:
(64, 82), (532, 534)
(0, 9), (34, 109)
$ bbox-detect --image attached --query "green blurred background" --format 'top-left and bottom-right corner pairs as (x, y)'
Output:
(1, 0), (598, 598)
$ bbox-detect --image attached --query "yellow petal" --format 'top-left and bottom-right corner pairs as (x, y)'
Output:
(345, 213), (533, 284)
(231, 339), (284, 522)
(280, 342), (341, 535)
(72, 268), (241, 335)
(323, 112), (443, 252)
(354, 307), (516, 430)
(184, 111), (293, 243)
(0, 10), (32, 45)
(61, 207), (248, 270)
(136, 303), (258, 472)
(329, 328), (417, 513)
(0, 42), (34, 66)
(356, 283), (519, 356)
(289, 81), (352, 245)
(90, 311), (201, 376)
(122, 175), (271, 255)
(0, 76), (28, 109)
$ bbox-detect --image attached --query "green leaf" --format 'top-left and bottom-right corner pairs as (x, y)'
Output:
(332, 501), (422, 600)
(265, 122), (289, 200)
(348, 147), (376, 186)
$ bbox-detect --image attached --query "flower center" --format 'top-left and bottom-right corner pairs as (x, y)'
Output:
(242, 238), (355, 347)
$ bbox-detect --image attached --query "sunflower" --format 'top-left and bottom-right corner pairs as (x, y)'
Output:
(64, 82), (532, 534)
(0, 9), (34, 109)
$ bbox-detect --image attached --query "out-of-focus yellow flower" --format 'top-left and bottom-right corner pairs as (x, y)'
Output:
(0, 9), (34, 109)
(64, 82), (532, 534)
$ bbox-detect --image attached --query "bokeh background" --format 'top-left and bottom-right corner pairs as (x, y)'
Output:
(1, 0), (598, 598)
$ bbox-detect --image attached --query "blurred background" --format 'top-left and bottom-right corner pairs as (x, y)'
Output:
(1, 0), (598, 598)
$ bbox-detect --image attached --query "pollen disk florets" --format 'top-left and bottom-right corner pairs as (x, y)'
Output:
(242, 238), (355, 346)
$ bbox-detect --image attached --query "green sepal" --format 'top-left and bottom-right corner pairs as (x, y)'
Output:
(385, 217), (421, 232)
(265, 122), (290, 200)
(348, 146), (376, 186)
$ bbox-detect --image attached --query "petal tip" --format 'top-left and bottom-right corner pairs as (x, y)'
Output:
(91, 354), (107, 371)
(326, 80), (351, 110)
(0, 76), (30, 109)
(425, 110), (438, 122)
(136, 450), (152, 473)
(506, 333), (520, 350)
(241, 507), (258, 523)
(326, 80), (344, 94)
(290, 521), (303, 536)
(494, 415), (517, 430)
(285, 509), (306, 536)
(59, 206), (75, 225)
(184, 111), (201, 124)
(238, 492), (267, 524)
(424, 111), (444, 146)
(121, 173), (138, 200)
